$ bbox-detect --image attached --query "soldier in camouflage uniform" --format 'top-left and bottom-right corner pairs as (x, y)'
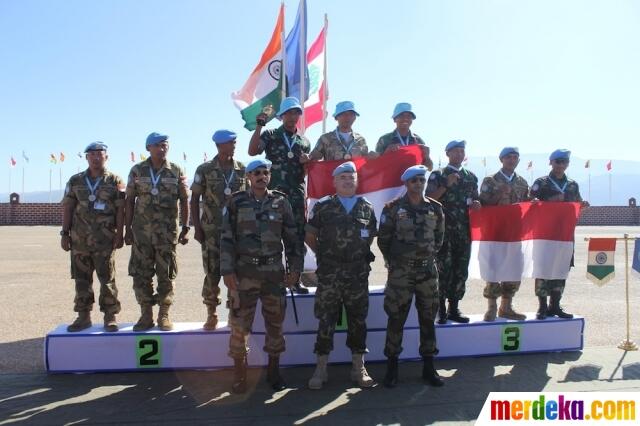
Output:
(191, 130), (247, 331)
(310, 101), (373, 161)
(220, 159), (303, 394)
(479, 147), (530, 321)
(125, 132), (190, 332)
(305, 162), (377, 390)
(249, 96), (310, 294)
(375, 102), (433, 170)
(61, 142), (125, 332)
(378, 165), (445, 388)
(426, 140), (481, 324)
(530, 149), (589, 320)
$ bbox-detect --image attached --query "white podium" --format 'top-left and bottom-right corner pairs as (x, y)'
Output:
(45, 286), (584, 373)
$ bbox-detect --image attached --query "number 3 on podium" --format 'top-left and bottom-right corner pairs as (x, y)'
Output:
(501, 325), (521, 352)
(136, 336), (162, 368)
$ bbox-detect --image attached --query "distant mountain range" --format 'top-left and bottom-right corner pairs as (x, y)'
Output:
(2, 154), (638, 206)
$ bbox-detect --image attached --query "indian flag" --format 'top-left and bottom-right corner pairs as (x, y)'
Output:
(231, 5), (284, 131)
(586, 238), (616, 285)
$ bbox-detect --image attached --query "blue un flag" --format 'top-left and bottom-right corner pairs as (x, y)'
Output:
(633, 238), (640, 274)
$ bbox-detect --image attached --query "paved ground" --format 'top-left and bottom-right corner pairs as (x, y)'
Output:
(0, 226), (639, 424)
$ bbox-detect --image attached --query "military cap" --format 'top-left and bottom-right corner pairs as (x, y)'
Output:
(212, 129), (237, 144)
(84, 141), (108, 153)
(146, 132), (168, 147)
(332, 161), (357, 176)
(276, 97), (303, 117)
(401, 165), (428, 182)
(445, 140), (466, 152)
(392, 102), (416, 119)
(246, 159), (272, 173)
(549, 149), (571, 161)
(333, 101), (360, 118)
(499, 146), (519, 159)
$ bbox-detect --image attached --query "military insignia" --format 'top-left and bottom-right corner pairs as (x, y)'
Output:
(429, 174), (437, 180)
(194, 173), (202, 184)
(532, 183), (539, 191)
(397, 208), (408, 219)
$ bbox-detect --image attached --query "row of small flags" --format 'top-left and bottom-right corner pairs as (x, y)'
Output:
(587, 238), (640, 285)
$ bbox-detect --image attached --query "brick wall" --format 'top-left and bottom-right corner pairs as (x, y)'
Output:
(1, 203), (639, 226)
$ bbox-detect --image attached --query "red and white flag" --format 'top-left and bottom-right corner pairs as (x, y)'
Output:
(303, 26), (327, 129)
(606, 160), (612, 171)
(468, 202), (582, 281)
(9, 156), (17, 167)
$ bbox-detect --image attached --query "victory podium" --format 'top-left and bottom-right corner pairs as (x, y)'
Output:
(45, 285), (584, 373)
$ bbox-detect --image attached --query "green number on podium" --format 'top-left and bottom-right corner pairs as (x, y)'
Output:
(136, 336), (162, 368)
(502, 325), (521, 352)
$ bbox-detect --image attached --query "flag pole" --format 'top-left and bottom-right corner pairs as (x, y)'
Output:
(8, 166), (11, 195)
(49, 168), (52, 203)
(280, 1), (287, 102)
(298, 0), (306, 134)
(22, 165), (25, 195)
(609, 173), (612, 203)
(321, 13), (329, 134)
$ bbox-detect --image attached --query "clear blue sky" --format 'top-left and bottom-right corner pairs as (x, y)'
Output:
(1, 0), (639, 193)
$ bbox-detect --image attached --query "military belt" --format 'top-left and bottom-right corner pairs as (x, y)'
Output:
(239, 254), (281, 266)
(395, 257), (434, 267)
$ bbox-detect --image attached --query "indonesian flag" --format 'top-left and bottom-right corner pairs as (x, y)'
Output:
(231, 5), (284, 131)
(606, 160), (612, 171)
(468, 202), (582, 281)
(305, 145), (424, 270)
(586, 238), (616, 285)
(9, 156), (16, 167)
(304, 26), (327, 129)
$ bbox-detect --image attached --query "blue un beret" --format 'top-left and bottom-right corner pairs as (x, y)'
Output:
(401, 165), (428, 182)
(549, 149), (571, 161)
(392, 102), (416, 119)
(332, 161), (357, 177)
(212, 129), (237, 144)
(499, 147), (519, 159)
(276, 97), (303, 117)
(333, 101), (359, 118)
(445, 140), (466, 152)
(84, 141), (108, 153)
(146, 132), (168, 147)
(246, 159), (272, 173)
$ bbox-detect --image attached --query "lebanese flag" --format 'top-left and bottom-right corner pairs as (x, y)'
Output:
(468, 202), (582, 281)
(586, 238), (616, 286)
(304, 26), (327, 129)
(304, 145), (424, 270)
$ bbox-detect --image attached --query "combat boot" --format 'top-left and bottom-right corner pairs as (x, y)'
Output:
(498, 297), (526, 320)
(383, 357), (399, 388)
(483, 298), (497, 322)
(67, 311), (92, 332)
(103, 312), (118, 332)
(536, 296), (548, 320)
(437, 297), (448, 325)
(232, 357), (248, 394)
(266, 356), (286, 391)
(133, 305), (155, 331)
(548, 294), (573, 319)
(350, 353), (375, 388)
(447, 299), (470, 323)
(157, 304), (173, 331)
(292, 282), (309, 294)
(308, 354), (329, 390)
(422, 356), (444, 387)
(202, 305), (218, 331)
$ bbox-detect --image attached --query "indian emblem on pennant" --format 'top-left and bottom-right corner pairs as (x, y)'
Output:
(586, 238), (616, 286)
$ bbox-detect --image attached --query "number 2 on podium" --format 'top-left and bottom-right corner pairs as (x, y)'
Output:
(137, 336), (162, 368)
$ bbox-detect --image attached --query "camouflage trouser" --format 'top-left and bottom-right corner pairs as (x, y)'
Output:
(314, 264), (370, 355)
(535, 279), (565, 297)
(70, 250), (121, 314)
(129, 242), (177, 306)
(228, 276), (286, 359)
(201, 235), (221, 307)
(384, 262), (439, 358)
(437, 227), (471, 300)
(483, 281), (521, 299)
(276, 186), (306, 250)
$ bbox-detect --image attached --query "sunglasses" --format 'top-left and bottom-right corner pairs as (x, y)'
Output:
(251, 170), (271, 176)
(409, 176), (426, 183)
(553, 159), (569, 165)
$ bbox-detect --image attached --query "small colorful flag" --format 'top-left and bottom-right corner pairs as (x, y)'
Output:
(526, 161), (533, 171)
(140, 153), (147, 161)
(632, 238), (640, 274)
(22, 151), (29, 163)
(10, 157), (17, 167)
(586, 238), (616, 286)
(60, 152), (66, 163)
(50, 154), (57, 164)
(585, 160), (590, 168)
(130, 151), (135, 163)
(606, 160), (612, 171)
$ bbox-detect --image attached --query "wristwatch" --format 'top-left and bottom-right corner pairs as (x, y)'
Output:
(60, 230), (70, 236)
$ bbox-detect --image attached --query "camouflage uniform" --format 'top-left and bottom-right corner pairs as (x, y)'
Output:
(479, 171), (530, 298)
(378, 194), (445, 357)
(126, 159), (189, 307)
(530, 174), (582, 296)
(220, 189), (303, 359)
(306, 195), (377, 355)
(62, 170), (125, 314)
(375, 131), (426, 154)
(311, 130), (368, 160)
(426, 166), (479, 300)
(191, 157), (246, 308)
(259, 126), (311, 243)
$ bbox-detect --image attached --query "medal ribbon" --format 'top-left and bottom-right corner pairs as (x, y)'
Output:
(335, 128), (355, 155)
(149, 168), (161, 192)
(498, 170), (514, 183)
(395, 130), (412, 146)
(549, 176), (568, 193)
(84, 176), (102, 198)
(283, 132), (295, 155)
(223, 169), (236, 193)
